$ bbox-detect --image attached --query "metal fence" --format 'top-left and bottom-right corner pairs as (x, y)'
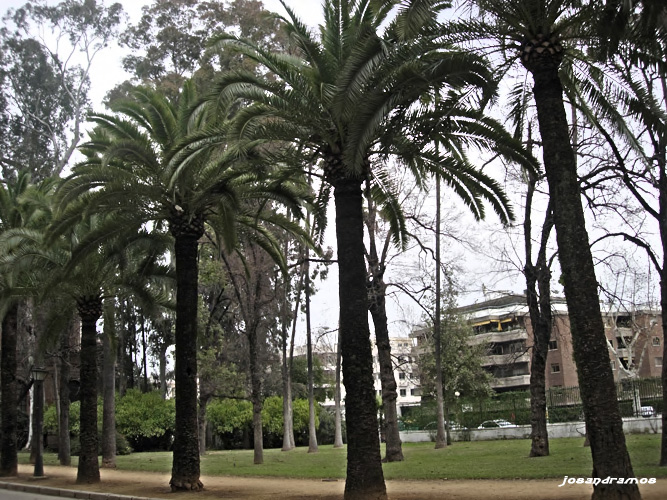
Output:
(400, 377), (663, 430)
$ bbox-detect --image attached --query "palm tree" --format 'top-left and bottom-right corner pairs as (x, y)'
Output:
(454, 1), (640, 497)
(4, 205), (172, 484)
(55, 81), (308, 490)
(0, 172), (54, 476)
(208, 1), (525, 496)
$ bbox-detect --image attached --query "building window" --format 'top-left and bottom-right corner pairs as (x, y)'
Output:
(610, 360), (616, 370)
(656, 357), (663, 367)
(548, 340), (558, 350)
(653, 337), (661, 347)
(400, 389), (406, 397)
(411, 389), (416, 396)
(551, 363), (561, 374)
(399, 372), (406, 380)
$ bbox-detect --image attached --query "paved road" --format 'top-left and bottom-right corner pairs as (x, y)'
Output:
(0, 490), (60, 500)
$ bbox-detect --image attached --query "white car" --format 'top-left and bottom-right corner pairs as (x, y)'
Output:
(477, 419), (518, 429)
(639, 406), (655, 418)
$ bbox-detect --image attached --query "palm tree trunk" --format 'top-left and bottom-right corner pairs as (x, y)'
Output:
(58, 317), (73, 466)
(530, 63), (639, 500)
(0, 302), (19, 477)
(76, 294), (103, 484)
(170, 231), (203, 491)
(334, 178), (386, 500)
(101, 298), (116, 468)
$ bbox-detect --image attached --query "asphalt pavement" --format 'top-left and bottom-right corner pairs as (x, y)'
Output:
(0, 480), (161, 500)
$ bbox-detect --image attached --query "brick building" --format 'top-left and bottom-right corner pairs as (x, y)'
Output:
(453, 294), (663, 392)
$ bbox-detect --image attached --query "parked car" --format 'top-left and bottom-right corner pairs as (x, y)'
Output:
(424, 421), (467, 431)
(639, 406), (655, 417)
(477, 419), (518, 429)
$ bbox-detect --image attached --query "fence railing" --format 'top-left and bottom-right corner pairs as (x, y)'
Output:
(399, 377), (663, 430)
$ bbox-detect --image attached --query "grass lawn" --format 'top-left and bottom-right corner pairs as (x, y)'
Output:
(22, 435), (666, 481)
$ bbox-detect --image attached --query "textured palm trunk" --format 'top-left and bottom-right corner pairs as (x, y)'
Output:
(58, 318), (73, 466)
(76, 295), (103, 484)
(0, 302), (19, 476)
(530, 63), (639, 499)
(334, 178), (387, 500)
(101, 298), (116, 468)
(170, 232), (203, 491)
(369, 288), (403, 462)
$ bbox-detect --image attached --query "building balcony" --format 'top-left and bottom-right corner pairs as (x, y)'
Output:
(481, 352), (530, 367)
(490, 374), (531, 389)
(470, 329), (528, 345)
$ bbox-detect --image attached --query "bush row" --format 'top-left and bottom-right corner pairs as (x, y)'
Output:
(44, 390), (339, 452)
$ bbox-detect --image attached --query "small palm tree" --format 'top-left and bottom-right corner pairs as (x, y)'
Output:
(56, 81), (309, 490)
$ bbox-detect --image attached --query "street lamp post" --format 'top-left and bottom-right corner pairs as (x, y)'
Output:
(31, 367), (48, 478)
(454, 391), (461, 432)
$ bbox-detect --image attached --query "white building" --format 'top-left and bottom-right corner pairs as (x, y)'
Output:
(294, 337), (421, 417)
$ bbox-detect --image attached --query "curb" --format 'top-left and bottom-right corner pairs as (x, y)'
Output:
(0, 480), (164, 500)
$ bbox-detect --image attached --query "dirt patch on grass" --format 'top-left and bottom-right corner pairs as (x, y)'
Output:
(10, 464), (665, 499)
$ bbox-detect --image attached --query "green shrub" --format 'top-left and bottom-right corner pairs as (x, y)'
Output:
(207, 397), (317, 450)
(115, 389), (175, 451)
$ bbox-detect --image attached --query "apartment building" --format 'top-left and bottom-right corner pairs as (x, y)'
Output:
(451, 294), (664, 392)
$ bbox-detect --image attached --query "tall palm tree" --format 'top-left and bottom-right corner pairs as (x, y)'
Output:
(208, 1), (528, 496)
(454, 1), (640, 497)
(55, 81), (308, 491)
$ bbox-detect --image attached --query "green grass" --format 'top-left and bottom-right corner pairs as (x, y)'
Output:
(22, 435), (666, 481)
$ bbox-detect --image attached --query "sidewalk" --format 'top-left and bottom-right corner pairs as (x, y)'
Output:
(0, 464), (664, 499)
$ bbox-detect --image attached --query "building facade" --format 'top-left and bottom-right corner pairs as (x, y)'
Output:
(295, 336), (421, 417)
(453, 294), (663, 392)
